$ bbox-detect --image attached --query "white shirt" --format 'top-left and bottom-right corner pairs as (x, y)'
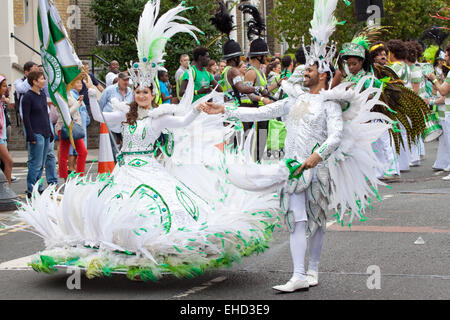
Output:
(105, 72), (118, 87)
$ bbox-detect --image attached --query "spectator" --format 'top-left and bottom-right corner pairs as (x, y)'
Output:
(179, 47), (222, 102)
(14, 61), (39, 126)
(158, 70), (172, 104)
(21, 70), (54, 197)
(105, 60), (120, 87)
(99, 71), (134, 155)
(0, 75), (14, 185)
(68, 78), (90, 173)
(238, 60), (247, 77)
(280, 55), (294, 78)
(216, 60), (227, 82)
(266, 61), (282, 93)
(175, 54), (190, 100)
(55, 80), (88, 181)
(207, 60), (218, 78)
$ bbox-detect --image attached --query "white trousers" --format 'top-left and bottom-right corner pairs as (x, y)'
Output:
(398, 126), (411, 171)
(433, 113), (450, 170)
(373, 131), (401, 177)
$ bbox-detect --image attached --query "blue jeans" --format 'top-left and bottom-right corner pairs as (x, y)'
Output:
(27, 134), (52, 193)
(45, 123), (58, 185)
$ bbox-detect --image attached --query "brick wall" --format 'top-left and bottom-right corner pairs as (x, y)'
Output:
(13, 0), (25, 26)
(69, 0), (98, 55)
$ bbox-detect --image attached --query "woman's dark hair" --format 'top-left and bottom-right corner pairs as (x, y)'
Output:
(126, 85), (156, 125)
(295, 47), (307, 65)
(405, 41), (418, 63)
(369, 41), (387, 61)
(193, 46), (209, 61)
(343, 50), (373, 73)
(27, 70), (44, 86)
(387, 39), (407, 60)
(266, 61), (280, 77)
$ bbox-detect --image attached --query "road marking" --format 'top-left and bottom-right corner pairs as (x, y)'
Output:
(0, 222), (30, 237)
(328, 225), (450, 233)
(170, 276), (227, 299)
(0, 255), (34, 271)
(326, 219), (337, 228)
(383, 194), (394, 200)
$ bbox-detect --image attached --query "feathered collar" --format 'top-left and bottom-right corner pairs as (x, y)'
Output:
(111, 98), (183, 119)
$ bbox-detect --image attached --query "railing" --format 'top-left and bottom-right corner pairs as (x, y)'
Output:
(78, 54), (110, 87)
(10, 33), (40, 55)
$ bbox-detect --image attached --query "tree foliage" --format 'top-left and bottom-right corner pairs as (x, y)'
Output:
(89, 0), (222, 82)
(267, 0), (448, 54)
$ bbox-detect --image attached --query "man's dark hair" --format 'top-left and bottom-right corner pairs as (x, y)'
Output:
(27, 70), (44, 86)
(312, 61), (335, 84)
(281, 55), (292, 69)
(193, 47), (209, 61)
(369, 41), (387, 61)
(23, 61), (37, 73)
(295, 46), (308, 65)
(387, 39), (407, 60)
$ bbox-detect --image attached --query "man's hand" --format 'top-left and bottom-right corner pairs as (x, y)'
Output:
(294, 153), (322, 175)
(201, 102), (225, 115)
(197, 86), (211, 95)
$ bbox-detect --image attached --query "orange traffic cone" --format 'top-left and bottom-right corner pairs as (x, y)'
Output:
(98, 123), (115, 174)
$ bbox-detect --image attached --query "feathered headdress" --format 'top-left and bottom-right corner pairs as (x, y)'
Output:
(420, 26), (448, 48)
(238, 3), (270, 57)
(210, 0), (235, 38)
(238, 3), (266, 41)
(302, 0), (340, 74)
(210, 1), (242, 60)
(341, 25), (390, 60)
(129, 0), (202, 90)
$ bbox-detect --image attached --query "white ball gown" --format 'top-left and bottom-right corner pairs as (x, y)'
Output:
(14, 82), (281, 281)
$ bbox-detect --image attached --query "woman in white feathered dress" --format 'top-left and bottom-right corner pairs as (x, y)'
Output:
(13, 0), (280, 281)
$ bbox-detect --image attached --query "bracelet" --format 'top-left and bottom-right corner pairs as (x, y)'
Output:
(432, 79), (438, 84)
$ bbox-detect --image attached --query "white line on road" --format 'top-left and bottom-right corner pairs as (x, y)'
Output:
(170, 276), (227, 299)
(0, 255), (34, 271)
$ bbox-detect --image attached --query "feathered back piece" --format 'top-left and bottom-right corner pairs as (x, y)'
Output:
(238, 3), (266, 41)
(303, 0), (339, 73)
(421, 26), (448, 47)
(210, 0), (235, 38)
(129, 0), (202, 89)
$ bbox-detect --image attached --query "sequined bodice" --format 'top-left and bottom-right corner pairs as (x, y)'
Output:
(121, 117), (161, 153)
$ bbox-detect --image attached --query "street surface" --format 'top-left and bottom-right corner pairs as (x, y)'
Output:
(0, 141), (448, 300)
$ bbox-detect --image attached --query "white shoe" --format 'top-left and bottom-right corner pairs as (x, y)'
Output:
(409, 162), (420, 167)
(442, 174), (450, 181)
(306, 270), (319, 287)
(444, 167), (450, 172)
(272, 277), (309, 293)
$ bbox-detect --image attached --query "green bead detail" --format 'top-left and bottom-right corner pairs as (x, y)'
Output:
(130, 184), (171, 234)
(142, 127), (147, 140)
(128, 158), (149, 167)
(176, 186), (199, 221)
(129, 124), (137, 135)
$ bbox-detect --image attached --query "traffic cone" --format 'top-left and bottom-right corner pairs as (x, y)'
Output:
(98, 123), (115, 174)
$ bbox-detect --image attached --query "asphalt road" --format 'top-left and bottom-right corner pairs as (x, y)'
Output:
(0, 141), (449, 303)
